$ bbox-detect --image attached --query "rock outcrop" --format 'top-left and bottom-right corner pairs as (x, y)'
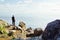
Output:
(26, 27), (34, 37)
(26, 28), (43, 37)
(42, 19), (60, 40)
(34, 28), (43, 36)
(19, 21), (26, 39)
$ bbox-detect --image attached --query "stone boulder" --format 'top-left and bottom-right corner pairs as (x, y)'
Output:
(42, 19), (60, 40)
(19, 21), (26, 39)
(34, 28), (43, 36)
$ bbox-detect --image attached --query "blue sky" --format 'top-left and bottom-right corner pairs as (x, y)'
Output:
(0, 0), (60, 30)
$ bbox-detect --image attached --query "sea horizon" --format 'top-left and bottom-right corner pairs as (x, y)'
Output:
(0, 15), (46, 30)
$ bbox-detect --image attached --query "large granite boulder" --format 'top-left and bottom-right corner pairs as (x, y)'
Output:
(42, 19), (60, 40)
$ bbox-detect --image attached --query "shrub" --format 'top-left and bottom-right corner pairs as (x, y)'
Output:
(0, 24), (7, 34)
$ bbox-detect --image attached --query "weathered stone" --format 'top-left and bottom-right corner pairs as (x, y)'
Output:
(26, 27), (34, 37)
(19, 21), (26, 39)
(42, 19), (60, 40)
(26, 27), (34, 33)
(34, 28), (43, 36)
(6, 25), (17, 30)
(26, 28), (43, 37)
(12, 30), (22, 38)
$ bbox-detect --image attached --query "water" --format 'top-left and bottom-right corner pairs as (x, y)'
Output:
(0, 16), (46, 29)
(14, 36), (42, 40)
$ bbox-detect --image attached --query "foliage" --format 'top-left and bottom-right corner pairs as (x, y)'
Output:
(0, 24), (7, 34)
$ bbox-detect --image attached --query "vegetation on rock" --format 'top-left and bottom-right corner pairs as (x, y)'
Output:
(0, 24), (7, 34)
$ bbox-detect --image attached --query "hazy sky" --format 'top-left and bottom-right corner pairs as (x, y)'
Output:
(0, 0), (60, 30)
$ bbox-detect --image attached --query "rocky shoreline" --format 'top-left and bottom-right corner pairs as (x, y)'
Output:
(0, 19), (43, 40)
(0, 18), (60, 40)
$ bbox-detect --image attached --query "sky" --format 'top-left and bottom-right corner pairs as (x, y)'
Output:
(0, 0), (60, 30)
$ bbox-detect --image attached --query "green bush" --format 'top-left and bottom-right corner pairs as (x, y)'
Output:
(0, 24), (7, 34)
